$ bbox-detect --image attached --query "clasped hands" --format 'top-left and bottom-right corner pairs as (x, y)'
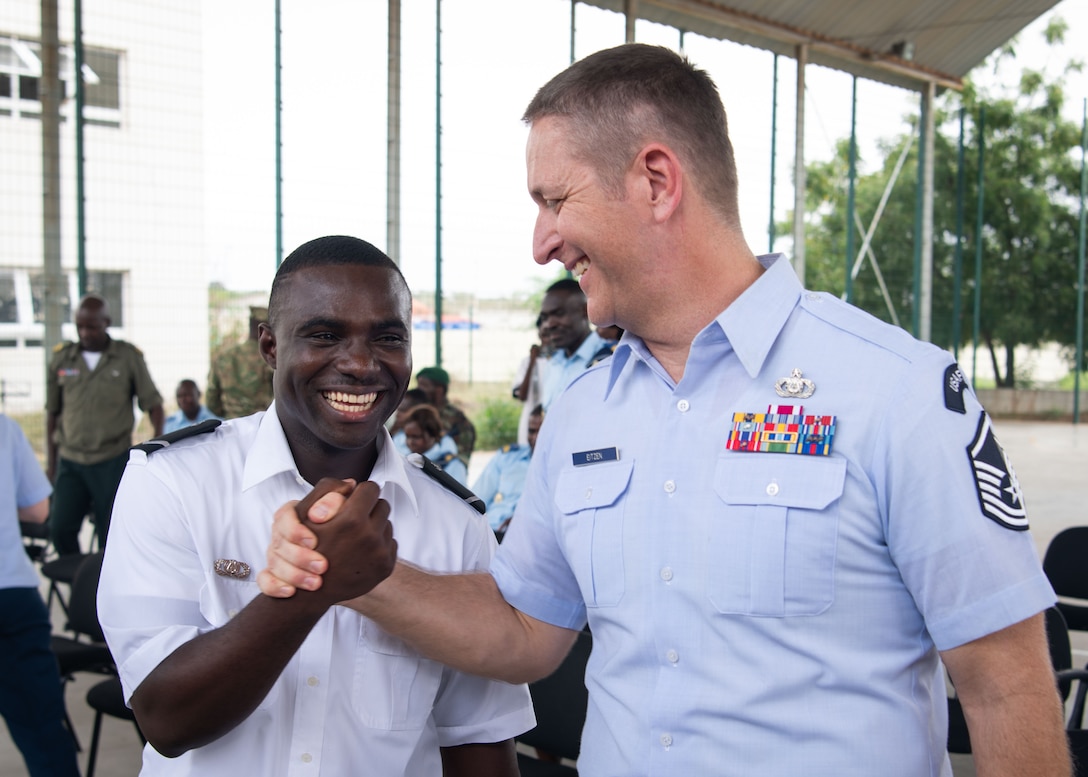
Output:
(258, 478), (395, 607)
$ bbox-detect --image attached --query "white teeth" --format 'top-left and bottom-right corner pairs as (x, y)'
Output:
(323, 391), (378, 412)
(573, 259), (590, 278)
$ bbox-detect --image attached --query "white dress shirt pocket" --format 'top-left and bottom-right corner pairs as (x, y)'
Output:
(554, 459), (634, 608)
(710, 455), (846, 616)
(354, 620), (443, 730)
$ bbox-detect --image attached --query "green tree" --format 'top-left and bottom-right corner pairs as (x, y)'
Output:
(789, 17), (1085, 387)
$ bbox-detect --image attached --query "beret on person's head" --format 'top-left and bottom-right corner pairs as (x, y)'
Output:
(417, 366), (450, 386)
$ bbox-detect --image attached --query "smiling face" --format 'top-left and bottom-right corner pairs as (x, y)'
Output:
(260, 263), (412, 483)
(527, 116), (644, 330)
(539, 289), (590, 356)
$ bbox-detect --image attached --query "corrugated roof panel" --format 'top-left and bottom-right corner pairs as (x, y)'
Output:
(579, 0), (1061, 90)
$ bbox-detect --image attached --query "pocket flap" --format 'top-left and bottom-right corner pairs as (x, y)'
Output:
(715, 455), (846, 509)
(554, 459), (634, 514)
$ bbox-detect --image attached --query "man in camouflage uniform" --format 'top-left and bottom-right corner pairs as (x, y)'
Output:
(415, 366), (475, 467)
(46, 293), (164, 554)
(206, 305), (275, 419)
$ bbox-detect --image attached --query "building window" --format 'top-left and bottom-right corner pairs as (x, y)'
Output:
(0, 34), (121, 123)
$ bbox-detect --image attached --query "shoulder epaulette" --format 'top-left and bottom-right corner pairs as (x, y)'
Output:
(435, 452), (458, 468)
(587, 342), (617, 367)
(406, 453), (485, 515)
(501, 443), (521, 453)
(132, 419), (222, 454)
(52, 341), (69, 353)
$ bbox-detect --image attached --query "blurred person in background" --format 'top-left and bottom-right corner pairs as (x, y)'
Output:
(415, 366), (475, 467)
(164, 379), (221, 434)
(402, 404), (469, 485)
(206, 305), (275, 420)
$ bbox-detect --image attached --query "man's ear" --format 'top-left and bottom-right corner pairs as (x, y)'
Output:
(257, 322), (277, 369)
(635, 143), (682, 223)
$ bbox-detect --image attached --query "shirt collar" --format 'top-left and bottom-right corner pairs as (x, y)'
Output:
(603, 253), (801, 396)
(241, 403), (418, 515)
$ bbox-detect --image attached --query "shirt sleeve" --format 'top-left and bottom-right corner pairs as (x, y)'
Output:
(877, 349), (1055, 650)
(11, 419), (52, 508)
(130, 347), (164, 411)
(97, 454), (211, 701)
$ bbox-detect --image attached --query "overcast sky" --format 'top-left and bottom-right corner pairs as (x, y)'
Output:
(201, 0), (1088, 300)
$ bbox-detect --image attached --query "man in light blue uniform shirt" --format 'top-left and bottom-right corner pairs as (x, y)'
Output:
(263, 44), (1070, 776)
(163, 379), (222, 434)
(473, 405), (543, 534)
(539, 279), (613, 410)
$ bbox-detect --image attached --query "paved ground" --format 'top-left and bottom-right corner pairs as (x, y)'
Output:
(2, 419), (1084, 775)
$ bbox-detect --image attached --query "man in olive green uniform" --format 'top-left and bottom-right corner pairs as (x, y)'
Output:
(415, 366), (475, 468)
(46, 294), (164, 554)
(205, 305), (275, 419)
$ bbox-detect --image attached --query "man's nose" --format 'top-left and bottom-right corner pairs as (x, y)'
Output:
(533, 210), (561, 266)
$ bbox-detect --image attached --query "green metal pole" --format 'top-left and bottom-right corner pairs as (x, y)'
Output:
(1074, 98), (1086, 424)
(912, 94), (927, 338)
(434, 0), (443, 368)
(74, 0), (86, 295)
(274, 0), (283, 268)
(952, 107), (966, 361)
(844, 76), (857, 303)
(972, 106), (985, 386)
(768, 54), (777, 253)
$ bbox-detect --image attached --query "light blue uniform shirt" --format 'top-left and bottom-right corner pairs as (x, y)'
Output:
(492, 254), (1054, 777)
(163, 405), (222, 435)
(541, 331), (610, 411)
(472, 444), (533, 531)
(0, 415), (53, 589)
(424, 435), (468, 485)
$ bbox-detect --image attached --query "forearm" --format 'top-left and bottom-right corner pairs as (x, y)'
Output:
(348, 561), (576, 684)
(131, 593), (327, 757)
(944, 613), (1072, 777)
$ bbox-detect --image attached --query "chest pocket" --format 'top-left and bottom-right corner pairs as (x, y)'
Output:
(354, 620), (443, 730)
(710, 455), (846, 617)
(554, 459), (634, 608)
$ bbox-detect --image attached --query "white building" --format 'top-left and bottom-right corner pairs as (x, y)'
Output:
(1, 0), (207, 419)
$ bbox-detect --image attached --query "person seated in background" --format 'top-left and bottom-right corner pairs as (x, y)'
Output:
(402, 404), (468, 485)
(389, 387), (429, 456)
(415, 366), (475, 467)
(473, 405), (543, 538)
(163, 379), (222, 434)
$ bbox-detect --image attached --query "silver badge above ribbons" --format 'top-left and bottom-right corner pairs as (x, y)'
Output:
(775, 368), (815, 399)
(213, 559), (251, 580)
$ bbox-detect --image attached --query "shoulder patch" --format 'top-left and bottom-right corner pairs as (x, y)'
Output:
(407, 453), (486, 515)
(53, 341), (68, 353)
(132, 419), (222, 454)
(944, 363), (968, 414)
(966, 413), (1027, 530)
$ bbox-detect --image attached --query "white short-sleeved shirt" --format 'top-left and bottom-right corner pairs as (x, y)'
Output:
(99, 407), (533, 776)
(492, 254), (1055, 777)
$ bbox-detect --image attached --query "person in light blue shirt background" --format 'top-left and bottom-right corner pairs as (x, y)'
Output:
(261, 43), (1069, 777)
(163, 379), (221, 434)
(0, 414), (80, 776)
(402, 403), (468, 485)
(473, 404), (543, 535)
(539, 279), (613, 411)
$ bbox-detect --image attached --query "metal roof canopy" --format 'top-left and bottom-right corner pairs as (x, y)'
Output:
(581, 0), (1062, 92)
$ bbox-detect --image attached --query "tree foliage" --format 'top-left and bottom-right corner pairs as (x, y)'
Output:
(789, 18), (1086, 387)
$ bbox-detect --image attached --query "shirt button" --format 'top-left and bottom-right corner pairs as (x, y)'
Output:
(585, 488), (593, 500)
(295, 475), (307, 486)
(228, 609), (238, 618)
(300, 753), (313, 763)
(660, 567), (673, 582)
(660, 733), (673, 748)
(677, 399), (690, 412)
(307, 676), (319, 687)
(666, 649), (679, 664)
(765, 482), (779, 496)
(663, 480), (676, 494)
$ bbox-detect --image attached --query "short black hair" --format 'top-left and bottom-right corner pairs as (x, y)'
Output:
(268, 236), (408, 326)
(545, 278), (584, 297)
